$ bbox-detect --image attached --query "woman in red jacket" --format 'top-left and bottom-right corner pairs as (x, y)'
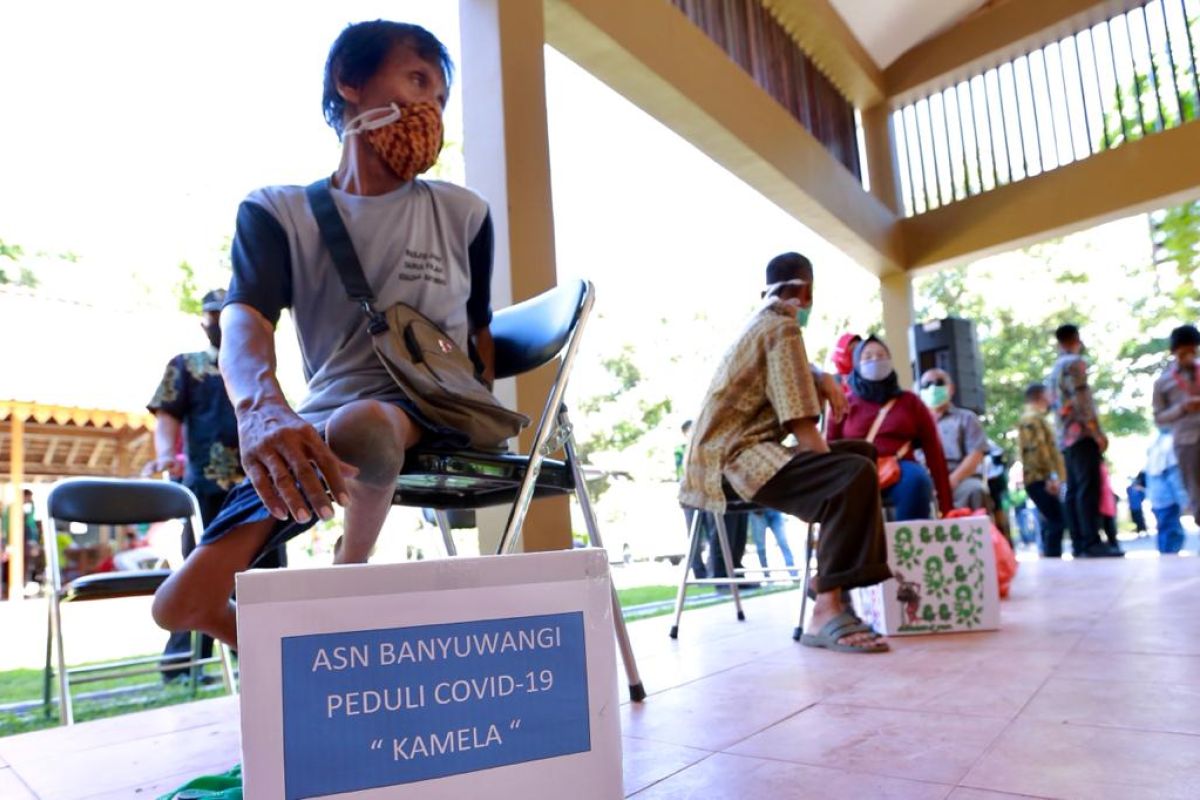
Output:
(827, 336), (953, 519)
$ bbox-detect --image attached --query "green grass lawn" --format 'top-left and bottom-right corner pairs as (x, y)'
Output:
(0, 659), (227, 737)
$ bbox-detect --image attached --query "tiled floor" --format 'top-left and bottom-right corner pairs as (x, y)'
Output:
(3, 555), (1200, 798)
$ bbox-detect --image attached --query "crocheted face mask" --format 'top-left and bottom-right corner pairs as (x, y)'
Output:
(344, 101), (444, 182)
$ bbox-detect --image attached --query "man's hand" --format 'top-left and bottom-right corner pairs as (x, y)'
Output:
(237, 400), (357, 523)
(949, 474), (961, 490)
(817, 372), (848, 424)
(1096, 432), (1109, 454)
(789, 418), (830, 455)
(1185, 397), (1200, 413)
(1046, 479), (1061, 496)
(141, 456), (183, 480)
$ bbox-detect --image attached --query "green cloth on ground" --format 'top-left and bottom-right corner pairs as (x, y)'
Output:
(158, 765), (242, 799)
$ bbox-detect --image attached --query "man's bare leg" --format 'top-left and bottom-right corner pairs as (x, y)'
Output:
(152, 518), (276, 650)
(325, 400), (421, 564)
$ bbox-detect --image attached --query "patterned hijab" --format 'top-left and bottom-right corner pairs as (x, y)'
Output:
(848, 335), (903, 405)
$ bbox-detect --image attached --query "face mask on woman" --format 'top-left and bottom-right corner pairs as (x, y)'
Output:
(857, 358), (894, 382)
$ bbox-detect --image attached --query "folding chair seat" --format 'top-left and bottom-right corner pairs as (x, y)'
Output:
(41, 477), (235, 725)
(393, 279), (645, 702)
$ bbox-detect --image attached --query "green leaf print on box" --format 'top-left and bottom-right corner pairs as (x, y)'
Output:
(893, 520), (988, 633)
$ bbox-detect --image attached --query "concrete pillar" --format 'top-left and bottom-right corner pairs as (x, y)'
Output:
(460, 0), (571, 553)
(861, 102), (903, 216)
(880, 271), (916, 389)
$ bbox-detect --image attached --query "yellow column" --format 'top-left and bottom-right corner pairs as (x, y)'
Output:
(861, 102), (903, 216)
(880, 271), (915, 389)
(460, 0), (571, 552)
(7, 413), (25, 601)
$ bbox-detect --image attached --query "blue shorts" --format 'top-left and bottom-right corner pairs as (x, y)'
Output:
(199, 398), (466, 565)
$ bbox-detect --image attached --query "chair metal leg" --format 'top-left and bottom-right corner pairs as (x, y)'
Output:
(219, 643), (237, 694)
(564, 428), (645, 701)
(189, 632), (201, 696)
(794, 522), (818, 641)
(670, 510), (703, 639)
(43, 602), (53, 719)
(49, 593), (72, 725)
(434, 510), (458, 557)
(713, 514), (745, 621)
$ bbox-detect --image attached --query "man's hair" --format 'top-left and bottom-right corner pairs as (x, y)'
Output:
(1169, 324), (1200, 352)
(1055, 324), (1080, 345)
(681, 419), (693, 434)
(322, 21), (454, 138)
(765, 252), (813, 285)
(1024, 383), (1047, 402)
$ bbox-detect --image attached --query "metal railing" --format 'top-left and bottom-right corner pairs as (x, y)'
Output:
(894, 0), (1199, 216)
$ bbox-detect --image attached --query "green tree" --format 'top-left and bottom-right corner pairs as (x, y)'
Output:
(0, 239), (38, 288)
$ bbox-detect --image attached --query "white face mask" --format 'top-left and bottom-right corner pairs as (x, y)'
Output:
(858, 358), (894, 382)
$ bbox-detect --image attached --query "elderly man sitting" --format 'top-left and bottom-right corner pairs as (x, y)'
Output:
(920, 368), (990, 511)
(680, 252), (891, 654)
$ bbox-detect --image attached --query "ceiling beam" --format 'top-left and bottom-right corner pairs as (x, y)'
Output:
(900, 120), (1200, 270)
(545, 0), (904, 274)
(762, 0), (885, 108)
(885, 0), (1144, 106)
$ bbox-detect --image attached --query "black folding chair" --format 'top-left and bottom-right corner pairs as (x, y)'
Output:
(393, 279), (645, 701)
(41, 478), (235, 724)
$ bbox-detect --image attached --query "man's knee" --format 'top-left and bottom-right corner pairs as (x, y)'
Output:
(326, 400), (407, 485)
(152, 570), (215, 633)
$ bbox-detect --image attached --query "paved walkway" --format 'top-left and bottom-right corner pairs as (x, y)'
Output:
(3, 555), (1200, 798)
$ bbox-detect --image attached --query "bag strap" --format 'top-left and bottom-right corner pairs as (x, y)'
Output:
(865, 398), (898, 444)
(304, 178), (389, 334)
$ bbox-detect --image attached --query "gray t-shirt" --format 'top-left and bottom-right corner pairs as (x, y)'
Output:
(936, 405), (988, 471)
(227, 178), (493, 430)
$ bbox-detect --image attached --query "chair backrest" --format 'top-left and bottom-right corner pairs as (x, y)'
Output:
(47, 478), (199, 525)
(492, 279), (588, 379)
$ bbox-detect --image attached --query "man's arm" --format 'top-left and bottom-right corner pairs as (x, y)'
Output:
(1069, 360), (1107, 448)
(949, 450), (984, 489)
(221, 303), (355, 522)
(1153, 380), (1200, 425)
(143, 412), (184, 478)
(949, 410), (987, 488)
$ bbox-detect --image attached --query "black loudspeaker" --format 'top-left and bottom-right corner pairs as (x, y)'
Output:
(912, 317), (985, 415)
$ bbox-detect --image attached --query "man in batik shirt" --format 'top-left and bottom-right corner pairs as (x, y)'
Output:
(680, 252), (891, 653)
(1047, 324), (1122, 558)
(146, 289), (286, 681)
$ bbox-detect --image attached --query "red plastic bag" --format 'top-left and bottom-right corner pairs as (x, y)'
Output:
(944, 508), (1018, 598)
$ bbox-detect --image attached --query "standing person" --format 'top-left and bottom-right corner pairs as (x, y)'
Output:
(1145, 428), (1189, 554)
(681, 251), (891, 653)
(1017, 383), (1070, 557)
(1152, 324), (1200, 525)
(153, 21), (502, 651)
(748, 509), (796, 578)
(1126, 472), (1148, 536)
(919, 368), (990, 511)
(828, 336), (952, 520)
(145, 289), (287, 682)
(1048, 324), (1122, 557)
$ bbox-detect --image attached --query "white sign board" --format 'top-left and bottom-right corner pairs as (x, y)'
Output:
(852, 516), (1000, 636)
(236, 549), (622, 799)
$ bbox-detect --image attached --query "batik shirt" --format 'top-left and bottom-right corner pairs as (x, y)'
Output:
(147, 348), (244, 495)
(1152, 363), (1200, 447)
(679, 300), (822, 512)
(1048, 352), (1102, 449)
(1017, 408), (1066, 484)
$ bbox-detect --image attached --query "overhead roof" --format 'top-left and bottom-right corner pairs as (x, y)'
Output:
(828, 0), (995, 68)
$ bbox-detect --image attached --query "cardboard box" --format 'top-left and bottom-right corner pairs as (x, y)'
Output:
(236, 549), (622, 799)
(852, 516), (1000, 636)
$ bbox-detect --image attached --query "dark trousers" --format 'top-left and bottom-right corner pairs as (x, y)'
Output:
(1176, 440), (1200, 519)
(751, 440), (890, 593)
(161, 487), (287, 678)
(1026, 479), (1067, 557)
(1063, 439), (1102, 554)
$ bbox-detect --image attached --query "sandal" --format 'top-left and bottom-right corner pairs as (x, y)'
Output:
(800, 610), (889, 653)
